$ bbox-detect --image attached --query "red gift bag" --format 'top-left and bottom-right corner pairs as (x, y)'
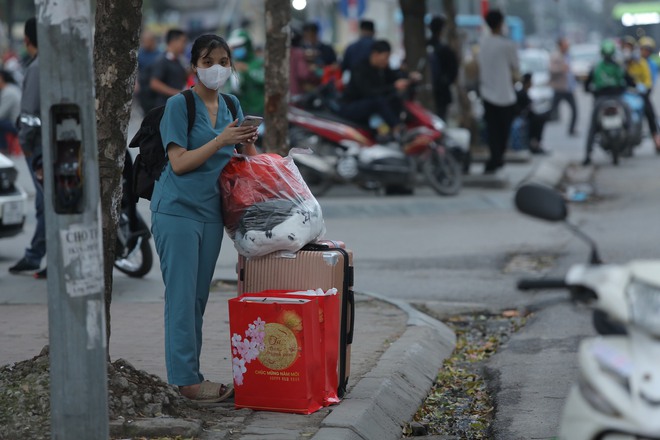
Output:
(228, 295), (325, 414)
(246, 289), (341, 405)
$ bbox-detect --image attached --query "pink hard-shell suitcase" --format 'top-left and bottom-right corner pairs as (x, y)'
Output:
(236, 241), (354, 397)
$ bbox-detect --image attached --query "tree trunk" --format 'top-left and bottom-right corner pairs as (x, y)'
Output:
(399, 0), (433, 110)
(93, 0), (143, 353)
(263, 0), (290, 156)
(443, 0), (479, 147)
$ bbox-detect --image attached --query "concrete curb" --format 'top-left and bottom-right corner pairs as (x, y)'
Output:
(312, 292), (456, 440)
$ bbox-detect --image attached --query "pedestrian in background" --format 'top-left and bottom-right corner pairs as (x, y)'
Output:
(136, 30), (162, 114)
(148, 29), (188, 110)
(1, 47), (23, 86)
(622, 36), (660, 150)
(426, 15), (458, 121)
(341, 19), (375, 73)
(514, 73), (547, 154)
(340, 39), (409, 142)
(639, 36), (659, 87)
(302, 22), (337, 68)
(0, 70), (21, 155)
(478, 9), (519, 175)
(583, 39), (634, 165)
(549, 37), (578, 137)
(227, 28), (265, 116)
(9, 17), (46, 279)
(290, 29), (320, 97)
(151, 33), (259, 403)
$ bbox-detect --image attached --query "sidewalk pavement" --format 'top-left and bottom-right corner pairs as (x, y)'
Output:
(0, 272), (455, 440)
(0, 134), (573, 439)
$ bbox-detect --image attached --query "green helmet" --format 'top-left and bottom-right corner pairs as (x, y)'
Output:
(601, 39), (616, 57)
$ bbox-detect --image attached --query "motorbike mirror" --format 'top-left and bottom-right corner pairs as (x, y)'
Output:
(514, 183), (567, 222)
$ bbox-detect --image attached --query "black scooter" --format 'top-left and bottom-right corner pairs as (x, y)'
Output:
(114, 151), (153, 278)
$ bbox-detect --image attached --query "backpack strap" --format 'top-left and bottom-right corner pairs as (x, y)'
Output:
(182, 89), (196, 134)
(220, 93), (238, 121)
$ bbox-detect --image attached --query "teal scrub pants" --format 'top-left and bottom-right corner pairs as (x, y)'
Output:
(151, 211), (223, 386)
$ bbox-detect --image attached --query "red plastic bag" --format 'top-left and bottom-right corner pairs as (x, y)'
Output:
(220, 151), (325, 257)
(228, 293), (326, 414)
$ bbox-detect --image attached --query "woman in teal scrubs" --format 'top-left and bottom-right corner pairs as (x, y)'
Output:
(151, 34), (258, 403)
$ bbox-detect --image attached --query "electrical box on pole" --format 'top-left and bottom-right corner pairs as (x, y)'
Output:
(35, 1), (109, 438)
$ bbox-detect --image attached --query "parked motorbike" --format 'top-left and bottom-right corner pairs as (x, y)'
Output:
(515, 182), (660, 439)
(114, 151), (153, 278)
(287, 102), (416, 197)
(19, 116), (152, 277)
(291, 83), (464, 196)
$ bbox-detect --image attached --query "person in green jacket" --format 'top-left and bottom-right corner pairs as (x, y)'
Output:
(227, 29), (264, 116)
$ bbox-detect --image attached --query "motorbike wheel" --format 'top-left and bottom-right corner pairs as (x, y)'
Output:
(114, 236), (153, 278)
(422, 148), (462, 196)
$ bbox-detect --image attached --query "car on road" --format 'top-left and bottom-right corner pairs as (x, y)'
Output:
(0, 152), (27, 238)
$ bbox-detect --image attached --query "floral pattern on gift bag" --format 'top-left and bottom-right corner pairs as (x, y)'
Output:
(228, 295), (325, 414)
(243, 289), (341, 405)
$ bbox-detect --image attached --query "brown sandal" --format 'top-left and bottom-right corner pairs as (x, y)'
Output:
(182, 380), (234, 404)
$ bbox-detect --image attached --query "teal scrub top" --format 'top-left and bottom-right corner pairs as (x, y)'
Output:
(150, 90), (244, 222)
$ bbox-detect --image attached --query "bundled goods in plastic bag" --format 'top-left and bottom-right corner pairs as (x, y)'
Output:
(220, 149), (325, 257)
(228, 291), (335, 413)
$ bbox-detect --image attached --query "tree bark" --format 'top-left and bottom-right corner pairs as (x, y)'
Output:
(93, 0), (143, 353)
(263, 0), (290, 156)
(443, 0), (479, 147)
(399, 0), (433, 110)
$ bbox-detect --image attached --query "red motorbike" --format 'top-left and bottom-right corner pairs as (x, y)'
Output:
(290, 82), (464, 196)
(286, 104), (416, 196)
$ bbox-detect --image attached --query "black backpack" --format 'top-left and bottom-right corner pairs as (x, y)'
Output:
(128, 89), (237, 201)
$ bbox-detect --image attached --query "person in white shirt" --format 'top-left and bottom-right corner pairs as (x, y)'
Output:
(0, 69), (21, 155)
(477, 9), (519, 174)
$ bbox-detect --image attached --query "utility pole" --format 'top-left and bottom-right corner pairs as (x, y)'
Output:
(36, 1), (109, 438)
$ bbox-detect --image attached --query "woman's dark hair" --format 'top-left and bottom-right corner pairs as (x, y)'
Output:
(190, 34), (232, 66)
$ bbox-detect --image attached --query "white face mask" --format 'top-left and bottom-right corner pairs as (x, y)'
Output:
(196, 64), (232, 90)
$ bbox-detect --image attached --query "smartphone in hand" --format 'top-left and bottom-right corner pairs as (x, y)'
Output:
(241, 115), (263, 127)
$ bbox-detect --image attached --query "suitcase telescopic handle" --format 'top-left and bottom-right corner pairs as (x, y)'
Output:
(347, 290), (355, 344)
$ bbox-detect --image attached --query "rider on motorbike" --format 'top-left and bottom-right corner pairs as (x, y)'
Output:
(340, 39), (416, 143)
(583, 39), (635, 166)
(621, 35), (660, 151)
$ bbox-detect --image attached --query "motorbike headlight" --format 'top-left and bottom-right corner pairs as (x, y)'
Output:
(0, 166), (17, 192)
(627, 278), (660, 336)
